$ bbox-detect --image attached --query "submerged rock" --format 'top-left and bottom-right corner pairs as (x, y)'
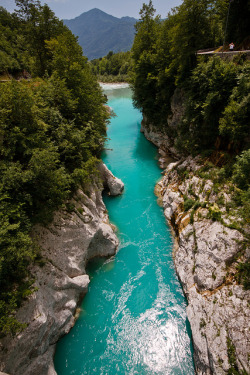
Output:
(0, 169), (123, 375)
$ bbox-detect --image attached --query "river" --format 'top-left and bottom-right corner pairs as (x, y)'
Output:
(54, 85), (194, 374)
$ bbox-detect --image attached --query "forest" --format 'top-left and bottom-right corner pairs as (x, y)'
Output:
(0, 0), (249, 336)
(0, 0), (109, 335)
(90, 50), (133, 82)
(131, 0), (249, 149)
(130, 0), (249, 289)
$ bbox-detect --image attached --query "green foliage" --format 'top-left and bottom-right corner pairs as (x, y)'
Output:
(130, 0), (240, 130)
(176, 167), (189, 180)
(0, 195), (37, 334)
(0, 0), (110, 335)
(238, 188), (250, 224)
(131, 0), (249, 151)
(232, 150), (250, 190)
(236, 261), (250, 290)
(231, 151), (250, 224)
(0, 6), (28, 73)
(0, 77), (107, 334)
(199, 318), (206, 329)
(183, 195), (196, 211)
(90, 50), (133, 81)
(94, 74), (129, 83)
(219, 65), (250, 147)
(0, 1), (68, 76)
(183, 195), (203, 224)
(131, 1), (162, 122)
(14, 0), (67, 76)
(166, 0), (212, 84)
(226, 0), (250, 44)
(226, 335), (248, 374)
(208, 204), (222, 221)
(177, 57), (239, 153)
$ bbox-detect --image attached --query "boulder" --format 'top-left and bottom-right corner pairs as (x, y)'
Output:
(98, 162), (124, 195)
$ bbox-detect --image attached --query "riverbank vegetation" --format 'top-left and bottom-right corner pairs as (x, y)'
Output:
(130, 0), (249, 291)
(131, 0), (249, 140)
(1, 0), (249, 337)
(90, 50), (133, 82)
(0, 1), (109, 335)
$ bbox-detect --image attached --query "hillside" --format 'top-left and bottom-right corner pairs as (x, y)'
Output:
(0, 3), (111, 338)
(63, 8), (136, 60)
(130, 1), (250, 374)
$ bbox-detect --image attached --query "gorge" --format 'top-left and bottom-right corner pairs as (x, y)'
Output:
(54, 84), (195, 374)
(0, 1), (249, 374)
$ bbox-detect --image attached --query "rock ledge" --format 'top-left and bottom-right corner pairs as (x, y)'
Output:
(0, 165), (123, 375)
(142, 121), (250, 375)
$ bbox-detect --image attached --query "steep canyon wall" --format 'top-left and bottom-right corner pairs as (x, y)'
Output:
(0, 164), (124, 375)
(141, 93), (249, 375)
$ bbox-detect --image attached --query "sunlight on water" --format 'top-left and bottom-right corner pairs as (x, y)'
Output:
(54, 86), (194, 375)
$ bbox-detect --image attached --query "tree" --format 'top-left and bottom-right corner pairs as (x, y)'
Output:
(219, 64), (250, 148)
(131, 1), (161, 121)
(226, 0), (250, 44)
(0, 7), (29, 73)
(0, 0), (110, 335)
(167, 0), (212, 84)
(175, 57), (239, 153)
(14, 0), (66, 76)
(130, 0), (228, 129)
(232, 149), (250, 190)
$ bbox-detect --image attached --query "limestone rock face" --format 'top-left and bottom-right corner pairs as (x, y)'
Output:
(140, 88), (185, 162)
(140, 116), (182, 169)
(167, 87), (186, 129)
(0, 171), (122, 375)
(142, 107), (250, 374)
(98, 162), (124, 195)
(141, 115), (249, 374)
(157, 157), (250, 375)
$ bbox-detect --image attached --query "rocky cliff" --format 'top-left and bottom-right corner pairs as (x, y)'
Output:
(0, 163), (124, 375)
(141, 121), (250, 375)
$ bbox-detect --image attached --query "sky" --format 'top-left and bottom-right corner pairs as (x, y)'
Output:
(1, 0), (183, 20)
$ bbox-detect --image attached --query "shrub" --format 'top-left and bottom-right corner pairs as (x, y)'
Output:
(208, 204), (222, 221)
(183, 195), (195, 211)
(232, 150), (250, 191)
(236, 261), (250, 290)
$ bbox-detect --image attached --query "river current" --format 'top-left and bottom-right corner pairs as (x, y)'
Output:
(54, 85), (194, 374)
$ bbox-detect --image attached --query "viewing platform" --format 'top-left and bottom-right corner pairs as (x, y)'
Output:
(197, 48), (250, 60)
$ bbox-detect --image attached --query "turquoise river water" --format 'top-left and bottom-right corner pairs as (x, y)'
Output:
(54, 86), (195, 375)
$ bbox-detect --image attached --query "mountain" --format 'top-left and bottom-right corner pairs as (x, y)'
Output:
(63, 8), (137, 60)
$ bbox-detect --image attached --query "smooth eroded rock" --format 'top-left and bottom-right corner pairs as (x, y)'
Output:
(0, 171), (122, 375)
(98, 162), (124, 195)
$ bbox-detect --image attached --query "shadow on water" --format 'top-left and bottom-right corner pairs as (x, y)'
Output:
(54, 85), (195, 375)
(133, 127), (159, 162)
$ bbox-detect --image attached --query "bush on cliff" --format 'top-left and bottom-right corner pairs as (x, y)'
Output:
(0, 1), (109, 335)
(131, 0), (250, 295)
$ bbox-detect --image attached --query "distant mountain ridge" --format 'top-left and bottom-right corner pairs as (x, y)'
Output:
(63, 8), (137, 60)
